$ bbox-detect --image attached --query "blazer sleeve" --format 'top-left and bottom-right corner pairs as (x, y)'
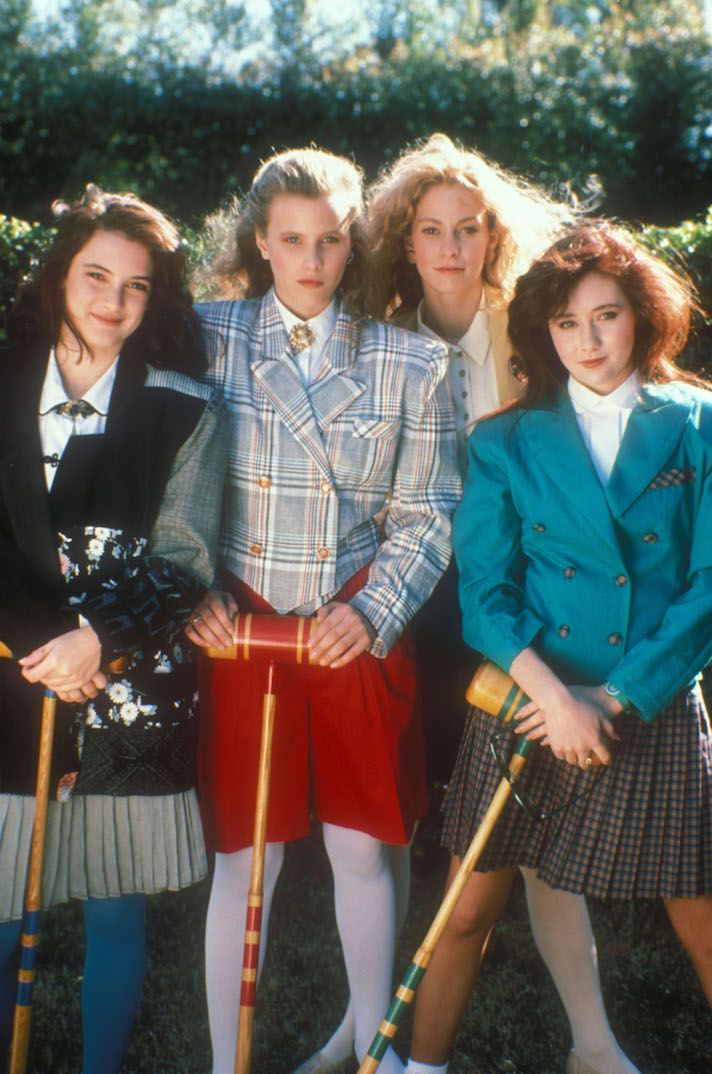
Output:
(452, 414), (546, 670)
(606, 410), (712, 721)
(0, 549), (70, 656)
(349, 344), (462, 656)
(80, 391), (228, 659)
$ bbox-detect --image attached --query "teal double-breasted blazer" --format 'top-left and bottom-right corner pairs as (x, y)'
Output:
(452, 381), (712, 722)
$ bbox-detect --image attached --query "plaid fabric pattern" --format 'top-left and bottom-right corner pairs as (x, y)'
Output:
(442, 687), (712, 898)
(197, 292), (461, 656)
(648, 465), (697, 489)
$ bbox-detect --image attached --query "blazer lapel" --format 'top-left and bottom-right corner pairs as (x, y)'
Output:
(250, 291), (333, 480)
(606, 386), (690, 518)
(309, 306), (366, 426)
(0, 346), (63, 585)
(525, 391), (621, 553)
(106, 351), (147, 428)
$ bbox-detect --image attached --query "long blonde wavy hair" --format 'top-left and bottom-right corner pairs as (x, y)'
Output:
(367, 133), (573, 318)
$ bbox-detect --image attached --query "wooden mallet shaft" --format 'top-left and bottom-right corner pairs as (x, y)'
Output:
(1, 641), (126, 1074)
(235, 660), (277, 1074)
(357, 740), (530, 1074)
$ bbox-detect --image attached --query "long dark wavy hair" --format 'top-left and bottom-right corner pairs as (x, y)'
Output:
(9, 184), (206, 376)
(196, 147), (375, 316)
(507, 219), (707, 408)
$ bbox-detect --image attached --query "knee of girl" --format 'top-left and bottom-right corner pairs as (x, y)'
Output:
(323, 824), (389, 880)
(84, 894), (146, 941)
(446, 899), (498, 946)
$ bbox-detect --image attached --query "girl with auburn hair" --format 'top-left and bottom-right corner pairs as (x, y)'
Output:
(363, 138), (640, 1074)
(445, 219), (712, 1072)
(0, 185), (225, 1072)
(188, 147), (460, 1074)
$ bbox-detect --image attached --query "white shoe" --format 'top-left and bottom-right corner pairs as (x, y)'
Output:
(292, 1051), (350, 1074)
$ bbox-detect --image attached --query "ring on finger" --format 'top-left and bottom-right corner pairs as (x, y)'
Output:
(583, 756), (593, 768)
(190, 614), (203, 627)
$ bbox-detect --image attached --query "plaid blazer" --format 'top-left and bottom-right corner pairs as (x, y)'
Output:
(198, 290), (461, 656)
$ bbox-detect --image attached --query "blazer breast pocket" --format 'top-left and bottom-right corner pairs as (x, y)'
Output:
(648, 465), (696, 490)
(331, 417), (401, 486)
(350, 417), (401, 440)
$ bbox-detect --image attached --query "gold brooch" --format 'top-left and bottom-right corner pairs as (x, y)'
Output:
(288, 322), (316, 353)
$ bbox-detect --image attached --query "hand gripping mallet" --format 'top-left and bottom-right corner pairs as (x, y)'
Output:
(205, 612), (316, 1074)
(0, 641), (125, 1074)
(357, 659), (601, 1074)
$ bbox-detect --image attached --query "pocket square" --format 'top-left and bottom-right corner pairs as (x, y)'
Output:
(648, 465), (696, 489)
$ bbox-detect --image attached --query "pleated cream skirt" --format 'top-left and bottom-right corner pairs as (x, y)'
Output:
(0, 790), (207, 922)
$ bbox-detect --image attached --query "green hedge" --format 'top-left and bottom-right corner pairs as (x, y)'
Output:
(2, 8), (710, 227)
(2, 208), (710, 375)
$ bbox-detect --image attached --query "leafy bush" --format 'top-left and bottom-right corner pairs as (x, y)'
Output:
(0, 215), (54, 341)
(1, 5), (710, 227)
(642, 208), (712, 375)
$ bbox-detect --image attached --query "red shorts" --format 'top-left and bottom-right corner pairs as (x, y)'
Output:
(197, 568), (428, 851)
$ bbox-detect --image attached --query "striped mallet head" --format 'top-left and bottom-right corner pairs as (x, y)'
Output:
(206, 612), (316, 664)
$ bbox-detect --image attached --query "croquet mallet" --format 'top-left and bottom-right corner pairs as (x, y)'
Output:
(357, 660), (601, 1074)
(205, 612), (316, 1074)
(2, 641), (125, 1074)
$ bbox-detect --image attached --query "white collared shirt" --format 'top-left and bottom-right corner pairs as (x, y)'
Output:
(39, 348), (118, 490)
(417, 298), (499, 474)
(275, 295), (338, 387)
(568, 371), (641, 486)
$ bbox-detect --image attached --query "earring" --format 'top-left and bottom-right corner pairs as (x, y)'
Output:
(346, 252), (354, 264)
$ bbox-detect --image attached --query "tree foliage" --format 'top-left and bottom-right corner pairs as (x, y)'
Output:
(1, 0), (710, 227)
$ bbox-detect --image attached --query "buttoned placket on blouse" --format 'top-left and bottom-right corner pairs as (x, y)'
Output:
(416, 296), (498, 474)
(568, 371), (642, 487)
(38, 347), (118, 490)
(274, 294), (338, 386)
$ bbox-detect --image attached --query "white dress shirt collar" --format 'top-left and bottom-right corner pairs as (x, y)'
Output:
(39, 349), (119, 490)
(274, 295), (338, 386)
(416, 294), (490, 365)
(568, 371), (642, 486)
(39, 347), (118, 417)
(567, 370), (641, 417)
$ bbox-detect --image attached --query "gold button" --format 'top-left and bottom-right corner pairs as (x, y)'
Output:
(316, 546), (330, 560)
(258, 476), (272, 489)
(643, 532), (658, 544)
(320, 480), (333, 494)
(608, 632), (623, 645)
(616, 574), (628, 586)
(558, 624), (570, 638)
(563, 567), (576, 579)
(249, 543), (263, 556)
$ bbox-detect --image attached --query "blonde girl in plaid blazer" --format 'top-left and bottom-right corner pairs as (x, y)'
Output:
(187, 148), (461, 1074)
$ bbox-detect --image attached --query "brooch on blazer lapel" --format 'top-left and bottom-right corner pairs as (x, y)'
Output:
(648, 465), (696, 489)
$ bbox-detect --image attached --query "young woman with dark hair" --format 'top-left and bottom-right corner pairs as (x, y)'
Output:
(425, 219), (711, 1074)
(0, 184), (225, 1074)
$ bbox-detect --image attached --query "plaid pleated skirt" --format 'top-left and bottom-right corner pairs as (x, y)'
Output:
(442, 686), (712, 899)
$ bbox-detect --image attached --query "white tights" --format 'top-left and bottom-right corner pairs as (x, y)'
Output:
(205, 843), (284, 1074)
(204, 825), (404, 1074)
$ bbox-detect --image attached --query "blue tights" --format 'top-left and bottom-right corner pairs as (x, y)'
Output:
(0, 894), (146, 1074)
